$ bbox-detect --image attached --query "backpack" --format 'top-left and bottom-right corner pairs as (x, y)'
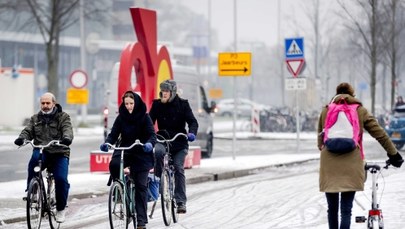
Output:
(323, 97), (362, 155)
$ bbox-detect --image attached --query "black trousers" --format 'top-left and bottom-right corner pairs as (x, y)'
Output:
(109, 155), (150, 226)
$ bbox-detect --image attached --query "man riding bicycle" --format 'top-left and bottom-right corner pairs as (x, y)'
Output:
(14, 92), (73, 223)
(149, 80), (199, 214)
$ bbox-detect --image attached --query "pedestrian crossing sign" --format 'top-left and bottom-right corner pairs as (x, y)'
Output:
(285, 38), (304, 59)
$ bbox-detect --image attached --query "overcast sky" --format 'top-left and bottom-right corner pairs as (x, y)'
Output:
(180, 0), (308, 48)
(180, 0), (341, 49)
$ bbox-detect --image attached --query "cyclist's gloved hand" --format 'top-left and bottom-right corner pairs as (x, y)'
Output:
(60, 138), (72, 146)
(100, 143), (109, 152)
(14, 138), (25, 146)
(187, 133), (196, 142)
(387, 152), (404, 168)
(143, 142), (153, 153)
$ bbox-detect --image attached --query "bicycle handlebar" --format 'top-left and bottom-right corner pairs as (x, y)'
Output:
(22, 140), (67, 149)
(365, 160), (391, 171)
(156, 133), (188, 143)
(104, 139), (144, 151)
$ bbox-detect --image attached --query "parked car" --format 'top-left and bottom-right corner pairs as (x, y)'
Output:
(384, 104), (405, 150)
(216, 98), (270, 118)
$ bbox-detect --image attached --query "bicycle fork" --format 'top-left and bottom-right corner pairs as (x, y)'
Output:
(355, 169), (384, 228)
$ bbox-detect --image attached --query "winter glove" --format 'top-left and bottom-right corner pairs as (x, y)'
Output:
(187, 133), (196, 142)
(100, 143), (109, 152)
(387, 152), (404, 168)
(60, 138), (72, 146)
(14, 138), (25, 146)
(143, 142), (153, 153)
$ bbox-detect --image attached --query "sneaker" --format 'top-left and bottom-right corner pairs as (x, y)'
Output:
(177, 203), (187, 214)
(55, 209), (66, 223)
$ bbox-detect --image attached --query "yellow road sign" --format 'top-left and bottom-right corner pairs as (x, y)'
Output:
(66, 88), (89, 104)
(218, 52), (251, 76)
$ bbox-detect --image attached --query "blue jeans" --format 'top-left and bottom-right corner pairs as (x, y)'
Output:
(27, 149), (70, 211)
(154, 143), (188, 204)
(325, 192), (356, 229)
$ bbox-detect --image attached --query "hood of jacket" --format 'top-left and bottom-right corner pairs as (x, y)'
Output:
(118, 91), (147, 123)
(329, 94), (362, 106)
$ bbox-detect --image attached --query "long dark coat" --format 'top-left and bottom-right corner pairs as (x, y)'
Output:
(149, 95), (198, 153)
(106, 91), (156, 172)
(317, 94), (397, 192)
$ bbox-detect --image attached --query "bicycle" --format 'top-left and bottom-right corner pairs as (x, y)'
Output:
(20, 140), (64, 229)
(149, 132), (188, 226)
(105, 140), (144, 229)
(355, 160), (392, 229)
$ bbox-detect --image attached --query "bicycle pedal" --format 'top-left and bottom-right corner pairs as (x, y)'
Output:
(355, 216), (366, 223)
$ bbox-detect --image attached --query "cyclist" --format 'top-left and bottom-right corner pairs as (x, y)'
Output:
(317, 82), (403, 229)
(14, 92), (73, 223)
(100, 91), (156, 229)
(149, 79), (199, 214)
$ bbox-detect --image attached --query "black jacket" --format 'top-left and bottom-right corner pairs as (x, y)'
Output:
(106, 91), (156, 171)
(18, 104), (73, 157)
(149, 95), (199, 153)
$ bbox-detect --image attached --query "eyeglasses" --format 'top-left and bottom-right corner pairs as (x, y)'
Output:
(41, 102), (52, 105)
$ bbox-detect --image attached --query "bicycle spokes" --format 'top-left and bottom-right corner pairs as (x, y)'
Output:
(108, 182), (128, 229)
(27, 180), (43, 229)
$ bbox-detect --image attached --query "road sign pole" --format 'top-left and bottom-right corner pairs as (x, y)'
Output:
(295, 90), (300, 153)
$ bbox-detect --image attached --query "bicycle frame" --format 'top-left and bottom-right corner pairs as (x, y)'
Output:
(356, 161), (390, 229)
(21, 140), (62, 229)
(106, 140), (144, 229)
(154, 132), (188, 226)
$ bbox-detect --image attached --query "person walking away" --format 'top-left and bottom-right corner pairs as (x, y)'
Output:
(100, 91), (156, 229)
(395, 96), (405, 107)
(317, 82), (403, 229)
(149, 79), (198, 214)
(14, 92), (73, 223)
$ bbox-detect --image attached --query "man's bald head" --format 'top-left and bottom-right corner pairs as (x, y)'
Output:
(40, 92), (56, 113)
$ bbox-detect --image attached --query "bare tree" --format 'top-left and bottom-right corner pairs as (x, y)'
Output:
(380, 0), (405, 109)
(337, 0), (385, 115)
(0, 0), (107, 97)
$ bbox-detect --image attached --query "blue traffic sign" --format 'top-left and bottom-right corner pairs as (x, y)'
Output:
(285, 38), (304, 59)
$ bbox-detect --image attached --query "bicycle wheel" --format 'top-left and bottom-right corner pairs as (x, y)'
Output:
(160, 170), (172, 226)
(108, 181), (128, 229)
(26, 178), (43, 229)
(368, 216), (380, 229)
(171, 175), (179, 223)
(47, 178), (60, 229)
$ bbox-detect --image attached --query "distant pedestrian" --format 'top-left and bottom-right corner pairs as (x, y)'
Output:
(317, 82), (403, 229)
(395, 96), (405, 107)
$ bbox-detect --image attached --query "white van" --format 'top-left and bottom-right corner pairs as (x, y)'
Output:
(104, 62), (216, 158)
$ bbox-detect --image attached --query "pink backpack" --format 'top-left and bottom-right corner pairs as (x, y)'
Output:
(323, 97), (363, 158)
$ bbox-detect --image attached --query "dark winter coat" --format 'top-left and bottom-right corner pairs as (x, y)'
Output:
(317, 94), (397, 192)
(18, 104), (73, 157)
(105, 91), (156, 172)
(149, 95), (198, 153)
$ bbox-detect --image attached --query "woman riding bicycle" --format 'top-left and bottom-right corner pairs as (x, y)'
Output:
(100, 91), (156, 229)
(317, 83), (403, 229)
